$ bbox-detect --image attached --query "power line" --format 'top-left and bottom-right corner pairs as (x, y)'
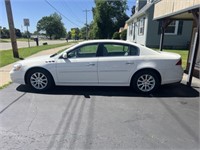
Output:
(62, 0), (85, 24)
(83, 9), (90, 40)
(44, 0), (81, 28)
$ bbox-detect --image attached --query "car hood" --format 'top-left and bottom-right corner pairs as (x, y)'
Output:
(18, 55), (55, 65)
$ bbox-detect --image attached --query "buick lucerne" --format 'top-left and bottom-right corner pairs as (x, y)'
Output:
(10, 40), (183, 93)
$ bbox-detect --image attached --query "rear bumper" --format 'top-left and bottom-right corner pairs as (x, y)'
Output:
(160, 67), (183, 85)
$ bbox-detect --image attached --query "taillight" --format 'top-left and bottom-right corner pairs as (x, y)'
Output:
(176, 59), (182, 66)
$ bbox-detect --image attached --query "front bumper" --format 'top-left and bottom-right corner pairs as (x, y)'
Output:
(10, 69), (25, 85)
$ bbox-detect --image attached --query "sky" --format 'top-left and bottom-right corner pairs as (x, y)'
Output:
(0, 0), (136, 33)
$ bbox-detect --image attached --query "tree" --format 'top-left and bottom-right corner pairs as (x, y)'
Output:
(120, 29), (127, 40)
(88, 21), (97, 39)
(80, 26), (86, 39)
(22, 31), (31, 38)
(37, 13), (66, 39)
(0, 27), (10, 38)
(91, 0), (129, 39)
(0, 27), (22, 38)
(67, 31), (71, 39)
(15, 28), (22, 38)
(112, 32), (120, 39)
(71, 28), (80, 40)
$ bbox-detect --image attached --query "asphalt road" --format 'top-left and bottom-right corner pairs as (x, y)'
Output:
(0, 40), (68, 50)
(0, 83), (199, 150)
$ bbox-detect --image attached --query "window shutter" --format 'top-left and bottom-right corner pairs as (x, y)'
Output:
(177, 21), (183, 35)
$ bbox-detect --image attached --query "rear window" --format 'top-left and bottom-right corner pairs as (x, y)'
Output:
(101, 43), (139, 57)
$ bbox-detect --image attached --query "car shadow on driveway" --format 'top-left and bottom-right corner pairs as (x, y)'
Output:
(16, 83), (199, 98)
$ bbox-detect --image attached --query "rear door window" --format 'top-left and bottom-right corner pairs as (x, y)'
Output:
(100, 43), (139, 57)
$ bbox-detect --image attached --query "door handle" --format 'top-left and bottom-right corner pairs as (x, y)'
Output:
(87, 63), (95, 66)
(126, 62), (134, 65)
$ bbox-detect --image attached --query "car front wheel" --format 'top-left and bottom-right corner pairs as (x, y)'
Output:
(132, 70), (160, 94)
(27, 69), (53, 92)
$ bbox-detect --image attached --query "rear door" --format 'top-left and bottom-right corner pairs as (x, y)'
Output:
(97, 43), (139, 85)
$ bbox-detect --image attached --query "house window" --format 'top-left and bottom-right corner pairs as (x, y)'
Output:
(138, 18), (145, 35)
(165, 21), (179, 35)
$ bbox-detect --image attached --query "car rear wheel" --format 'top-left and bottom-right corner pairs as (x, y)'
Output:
(27, 69), (53, 92)
(132, 70), (160, 94)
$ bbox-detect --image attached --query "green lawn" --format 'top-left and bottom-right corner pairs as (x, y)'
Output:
(16, 38), (34, 42)
(0, 42), (76, 67)
(0, 39), (10, 43)
(163, 49), (189, 70)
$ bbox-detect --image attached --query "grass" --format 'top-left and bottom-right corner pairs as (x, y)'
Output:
(0, 39), (10, 43)
(0, 82), (11, 90)
(0, 42), (76, 67)
(163, 49), (189, 70)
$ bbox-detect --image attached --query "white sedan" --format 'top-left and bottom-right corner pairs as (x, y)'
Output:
(10, 40), (183, 93)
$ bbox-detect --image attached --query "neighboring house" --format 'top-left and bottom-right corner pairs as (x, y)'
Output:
(126, 0), (193, 49)
(119, 27), (124, 33)
(153, 0), (200, 81)
(118, 23), (128, 33)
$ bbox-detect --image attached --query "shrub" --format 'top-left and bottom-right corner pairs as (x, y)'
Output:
(120, 29), (127, 40)
(112, 32), (120, 39)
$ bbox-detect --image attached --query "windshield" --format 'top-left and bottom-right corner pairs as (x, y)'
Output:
(49, 45), (75, 58)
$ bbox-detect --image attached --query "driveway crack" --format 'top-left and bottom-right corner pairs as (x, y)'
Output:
(27, 104), (38, 131)
(0, 93), (26, 114)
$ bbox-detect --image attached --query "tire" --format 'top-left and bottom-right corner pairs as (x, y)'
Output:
(132, 70), (160, 94)
(27, 69), (54, 92)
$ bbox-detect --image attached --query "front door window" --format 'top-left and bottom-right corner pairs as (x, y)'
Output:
(68, 44), (98, 58)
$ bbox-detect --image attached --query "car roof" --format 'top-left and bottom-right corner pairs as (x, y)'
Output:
(65, 40), (160, 56)
(78, 39), (138, 46)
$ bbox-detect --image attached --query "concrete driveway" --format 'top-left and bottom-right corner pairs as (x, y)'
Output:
(0, 83), (199, 150)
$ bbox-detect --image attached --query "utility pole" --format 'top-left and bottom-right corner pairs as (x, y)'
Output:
(5, 0), (19, 58)
(83, 9), (90, 40)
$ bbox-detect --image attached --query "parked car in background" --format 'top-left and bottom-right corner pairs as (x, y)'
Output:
(10, 40), (183, 93)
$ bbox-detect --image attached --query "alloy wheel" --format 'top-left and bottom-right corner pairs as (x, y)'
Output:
(30, 72), (48, 90)
(137, 74), (156, 92)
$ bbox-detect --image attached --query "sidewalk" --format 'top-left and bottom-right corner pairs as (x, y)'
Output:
(0, 43), (76, 87)
(0, 44), (200, 88)
(182, 74), (200, 88)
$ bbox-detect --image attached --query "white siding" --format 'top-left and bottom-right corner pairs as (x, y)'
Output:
(127, 14), (148, 46)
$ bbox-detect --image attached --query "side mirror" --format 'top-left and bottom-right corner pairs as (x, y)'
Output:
(62, 53), (68, 59)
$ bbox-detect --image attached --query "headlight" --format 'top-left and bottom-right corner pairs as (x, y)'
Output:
(13, 63), (22, 71)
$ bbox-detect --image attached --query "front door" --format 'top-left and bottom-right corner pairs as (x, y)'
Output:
(56, 44), (99, 85)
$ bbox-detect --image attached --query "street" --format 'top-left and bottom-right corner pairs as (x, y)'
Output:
(0, 83), (199, 150)
(0, 40), (68, 50)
